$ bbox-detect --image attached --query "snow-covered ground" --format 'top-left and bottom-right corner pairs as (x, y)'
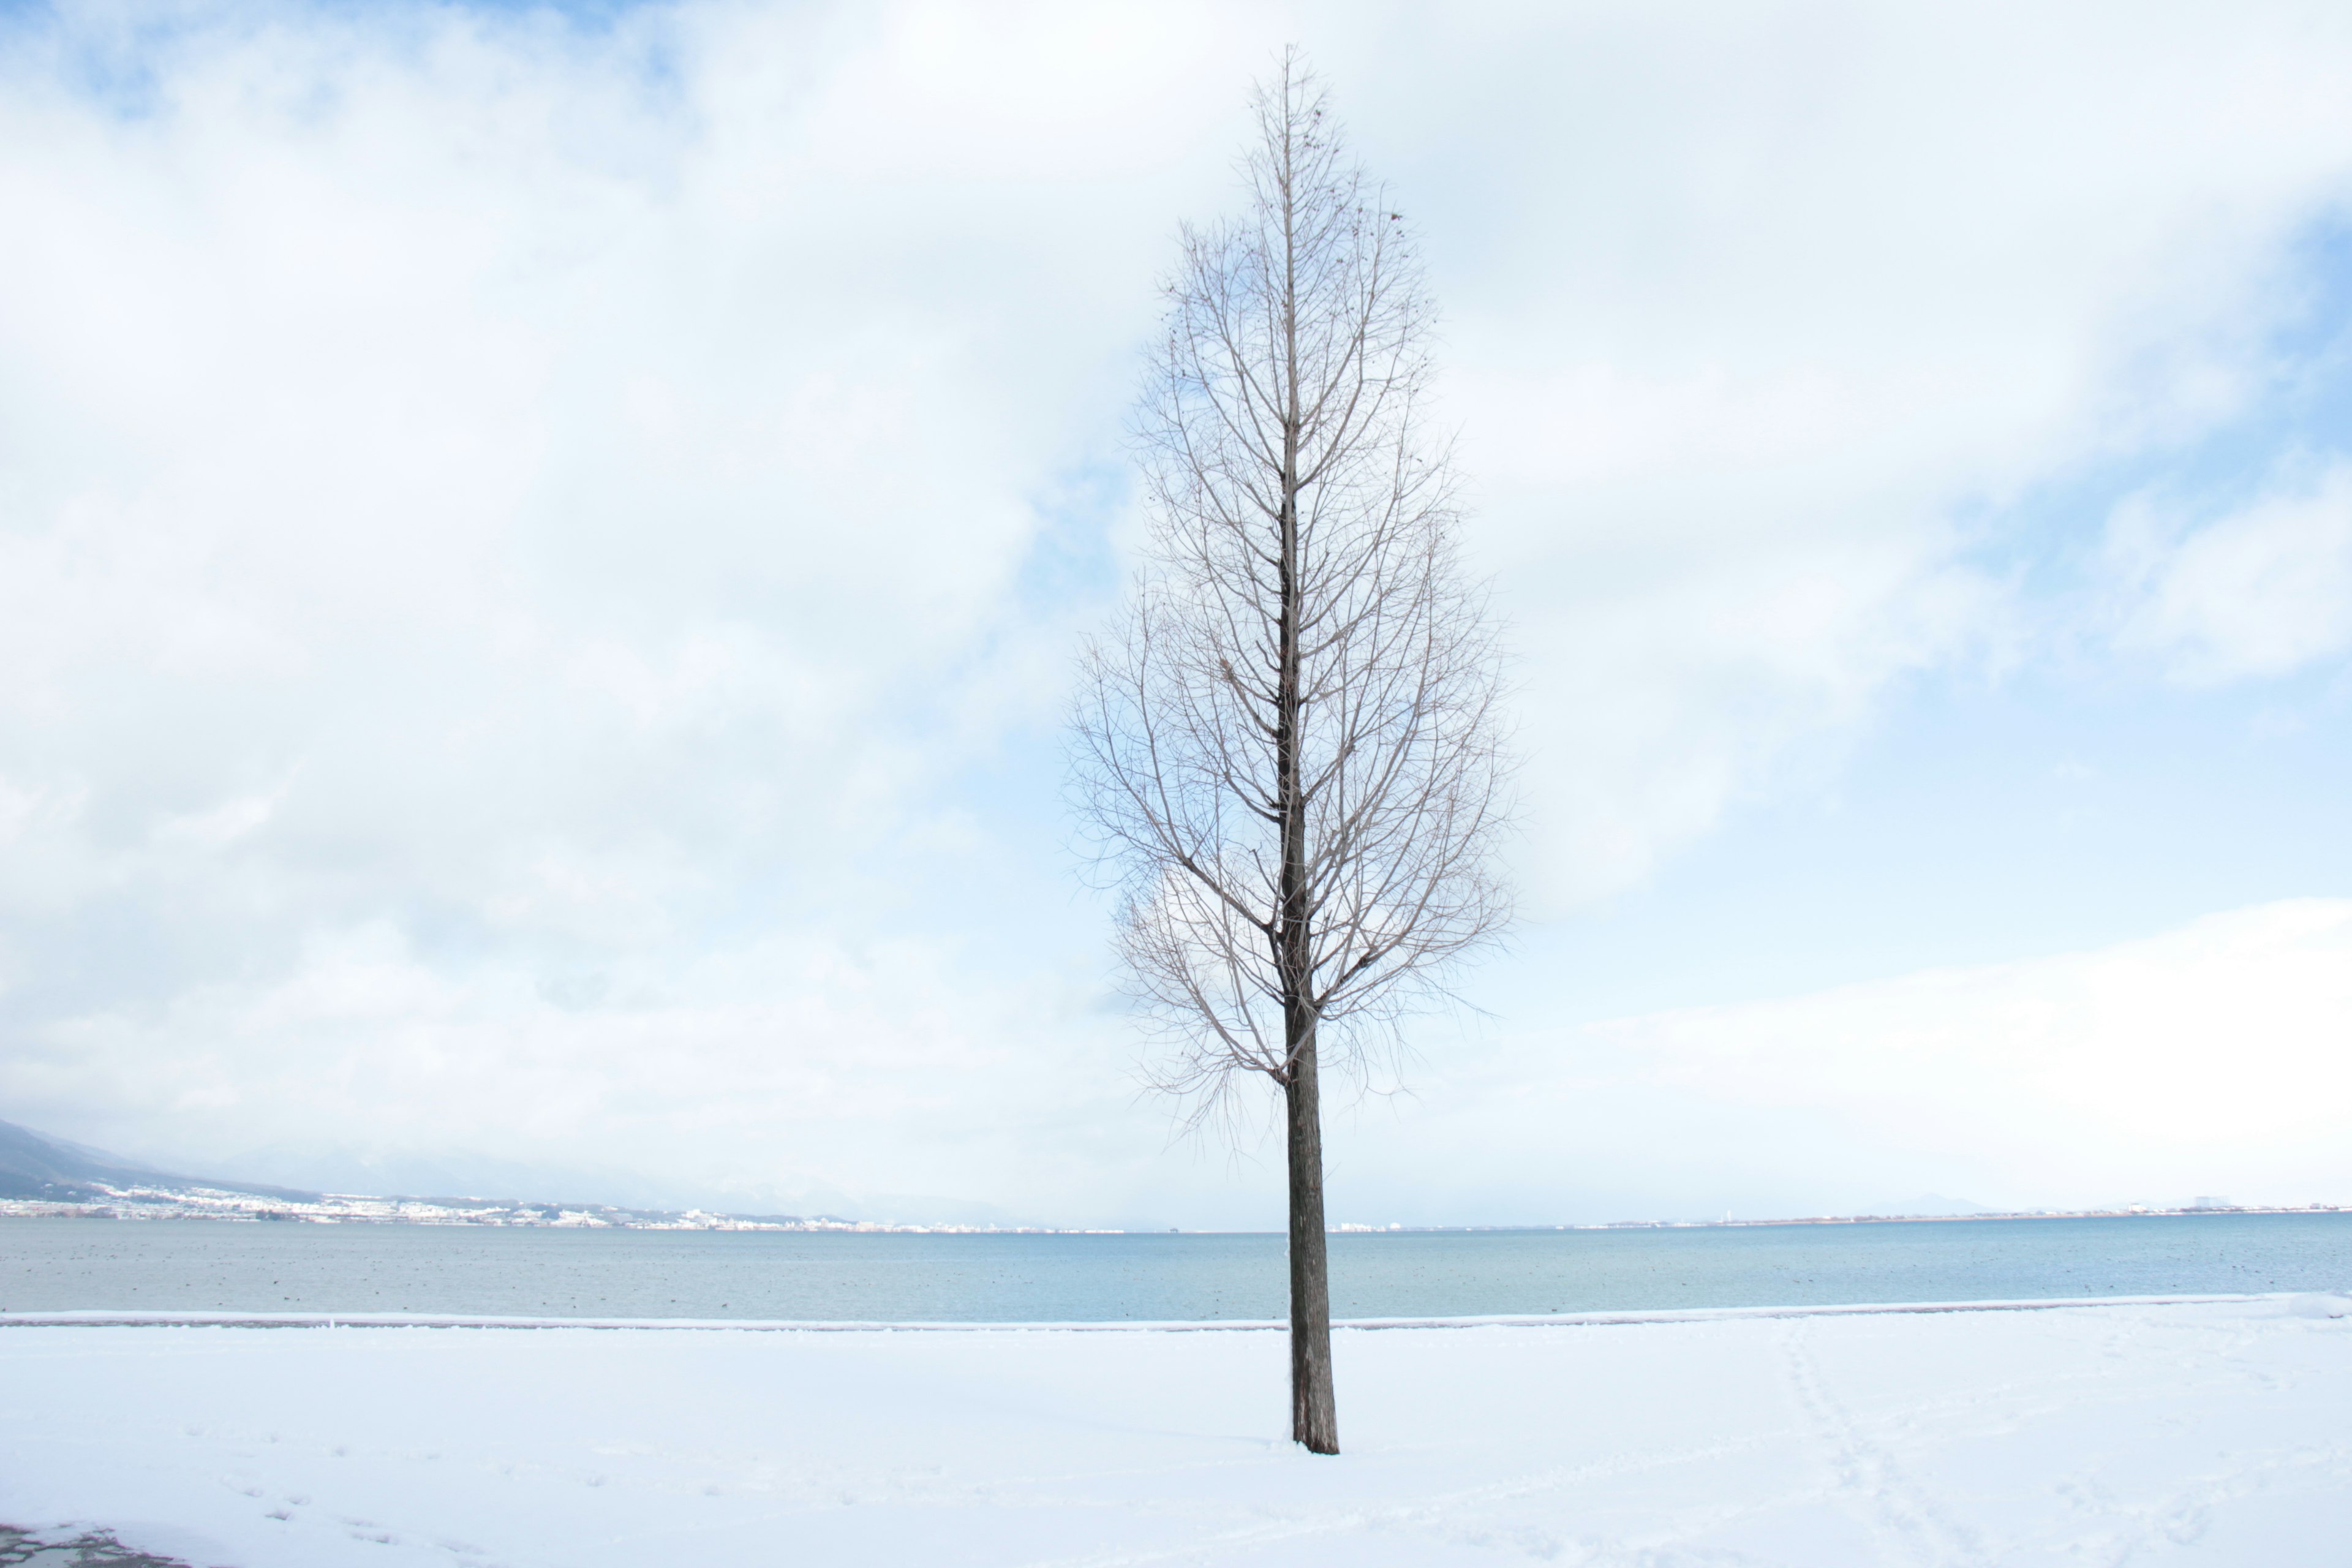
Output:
(1, 1295), (2346, 1567)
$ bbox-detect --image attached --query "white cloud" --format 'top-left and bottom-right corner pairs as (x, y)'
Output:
(4, 1), (2352, 1219)
(4, 916), (1131, 1216)
(2108, 459), (2352, 684)
(1399, 2), (2352, 899)
(1324, 900), (2352, 1221)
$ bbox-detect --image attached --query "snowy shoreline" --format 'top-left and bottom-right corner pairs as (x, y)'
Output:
(4, 1293), (2348, 1566)
(0, 1288), (2304, 1333)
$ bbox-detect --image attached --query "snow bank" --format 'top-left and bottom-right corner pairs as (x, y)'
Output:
(2, 1296), (2346, 1566)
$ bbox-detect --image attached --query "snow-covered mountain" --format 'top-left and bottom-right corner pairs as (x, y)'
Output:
(0, 1117), (318, 1204)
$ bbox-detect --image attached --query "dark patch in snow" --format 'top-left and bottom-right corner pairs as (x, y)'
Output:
(0, 1525), (203, 1568)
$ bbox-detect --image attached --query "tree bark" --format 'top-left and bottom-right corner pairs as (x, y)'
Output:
(1284, 1030), (1338, 1453)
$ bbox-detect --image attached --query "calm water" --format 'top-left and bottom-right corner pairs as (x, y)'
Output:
(2, 1213), (2345, 1321)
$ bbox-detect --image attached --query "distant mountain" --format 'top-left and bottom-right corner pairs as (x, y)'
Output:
(0, 1117), (1068, 1232)
(0, 1118), (154, 1198)
(0, 1118), (1036, 1228)
(204, 1144), (650, 1210)
(0, 1118), (316, 1204)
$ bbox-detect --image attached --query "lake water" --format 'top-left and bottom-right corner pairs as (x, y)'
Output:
(2, 1213), (2346, 1321)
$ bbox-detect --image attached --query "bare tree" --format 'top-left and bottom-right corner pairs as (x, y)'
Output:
(1071, 51), (1513, 1456)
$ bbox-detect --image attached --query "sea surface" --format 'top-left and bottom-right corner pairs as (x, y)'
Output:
(2, 1213), (2345, 1321)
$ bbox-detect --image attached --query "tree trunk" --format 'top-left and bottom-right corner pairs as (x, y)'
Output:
(1284, 1027), (1339, 1453)
(1272, 78), (1337, 1457)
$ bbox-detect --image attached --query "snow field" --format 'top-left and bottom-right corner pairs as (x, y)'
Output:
(1, 1295), (2347, 1567)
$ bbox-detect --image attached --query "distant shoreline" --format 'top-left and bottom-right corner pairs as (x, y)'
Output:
(1356, 1204), (2351, 1232)
(1, 1186), (2342, 1235)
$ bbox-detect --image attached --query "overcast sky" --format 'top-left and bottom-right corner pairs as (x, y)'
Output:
(5, 0), (2352, 1227)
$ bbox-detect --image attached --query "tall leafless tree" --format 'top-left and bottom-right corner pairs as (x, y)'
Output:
(1071, 51), (1513, 1456)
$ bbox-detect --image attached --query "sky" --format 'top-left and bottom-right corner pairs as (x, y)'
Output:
(4, 0), (2352, 1227)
